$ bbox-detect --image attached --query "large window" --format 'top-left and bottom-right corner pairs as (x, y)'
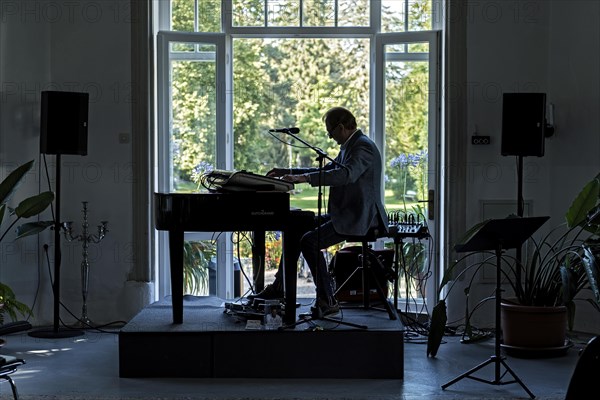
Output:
(156, 0), (440, 309)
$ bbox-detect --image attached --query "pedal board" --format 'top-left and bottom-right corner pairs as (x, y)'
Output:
(223, 302), (264, 320)
(223, 299), (296, 320)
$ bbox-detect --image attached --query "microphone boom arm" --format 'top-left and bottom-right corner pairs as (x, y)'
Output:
(285, 131), (341, 168)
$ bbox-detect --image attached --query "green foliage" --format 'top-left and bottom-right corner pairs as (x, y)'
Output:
(0, 160), (55, 323)
(171, 57), (217, 185)
(183, 241), (215, 295)
(0, 283), (32, 325)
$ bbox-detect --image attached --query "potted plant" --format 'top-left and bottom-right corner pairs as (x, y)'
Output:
(427, 173), (600, 357)
(0, 160), (54, 324)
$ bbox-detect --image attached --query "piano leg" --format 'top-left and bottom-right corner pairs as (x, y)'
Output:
(252, 231), (266, 293)
(282, 230), (297, 325)
(169, 229), (184, 324)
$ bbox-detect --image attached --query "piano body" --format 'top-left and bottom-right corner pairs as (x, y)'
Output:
(154, 191), (299, 324)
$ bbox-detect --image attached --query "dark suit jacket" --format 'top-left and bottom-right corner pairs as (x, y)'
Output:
(291, 130), (388, 236)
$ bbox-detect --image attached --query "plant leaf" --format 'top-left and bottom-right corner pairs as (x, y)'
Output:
(565, 300), (576, 331)
(439, 259), (461, 290)
(560, 265), (577, 305)
(455, 219), (491, 247)
(582, 245), (600, 305)
(15, 221), (55, 239)
(0, 282), (33, 322)
(566, 176), (600, 228)
(585, 205), (600, 235)
(0, 160), (34, 205)
(427, 299), (447, 357)
(14, 191), (54, 218)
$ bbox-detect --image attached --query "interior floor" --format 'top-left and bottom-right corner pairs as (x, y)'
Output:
(0, 324), (589, 400)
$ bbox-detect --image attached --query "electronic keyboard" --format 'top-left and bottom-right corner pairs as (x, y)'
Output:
(201, 169), (294, 192)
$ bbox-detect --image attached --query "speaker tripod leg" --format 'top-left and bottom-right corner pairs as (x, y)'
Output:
(499, 358), (536, 399)
(441, 356), (495, 390)
(441, 356), (535, 399)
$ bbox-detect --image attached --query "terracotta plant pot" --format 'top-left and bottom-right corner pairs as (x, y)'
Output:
(501, 302), (567, 348)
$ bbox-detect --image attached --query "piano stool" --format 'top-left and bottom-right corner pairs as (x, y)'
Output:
(0, 355), (25, 400)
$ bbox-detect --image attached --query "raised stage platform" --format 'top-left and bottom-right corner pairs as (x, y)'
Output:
(119, 296), (404, 379)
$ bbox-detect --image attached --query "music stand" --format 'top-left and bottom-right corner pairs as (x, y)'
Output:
(441, 216), (549, 399)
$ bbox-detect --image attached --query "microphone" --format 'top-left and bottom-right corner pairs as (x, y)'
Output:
(269, 127), (300, 134)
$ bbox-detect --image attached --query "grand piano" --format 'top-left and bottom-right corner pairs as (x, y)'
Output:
(154, 191), (301, 325)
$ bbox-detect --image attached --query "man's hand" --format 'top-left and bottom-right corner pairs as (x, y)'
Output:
(282, 174), (308, 184)
(266, 168), (289, 178)
(267, 168), (309, 183)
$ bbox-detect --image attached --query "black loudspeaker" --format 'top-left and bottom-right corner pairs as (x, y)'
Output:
(501, 92), (546, 157)
(40, 91), (89, 155)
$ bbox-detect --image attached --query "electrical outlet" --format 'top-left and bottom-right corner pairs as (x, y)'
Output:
(471, 135), (490, 145)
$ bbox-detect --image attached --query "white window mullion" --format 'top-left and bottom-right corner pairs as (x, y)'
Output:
(155, 32), (171, 301)
(215, 33), (233, 299)
(158, 0), (170, 31)
(372, 34), (385, 153)
(156, 32), (171, 193)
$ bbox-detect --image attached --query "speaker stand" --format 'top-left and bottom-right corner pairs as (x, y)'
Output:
(29, 154), (83, 339)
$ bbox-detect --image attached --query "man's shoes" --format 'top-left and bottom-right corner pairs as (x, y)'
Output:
(247, 282), (284, 302)
(300, 297), (339, 319)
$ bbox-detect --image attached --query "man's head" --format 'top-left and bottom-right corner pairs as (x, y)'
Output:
(323, 107), (357, 145)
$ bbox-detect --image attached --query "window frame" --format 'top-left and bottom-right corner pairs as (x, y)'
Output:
(155, 0), (442, 300)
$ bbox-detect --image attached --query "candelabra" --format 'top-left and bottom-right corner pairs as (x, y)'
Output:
(62, 201), (108, 328)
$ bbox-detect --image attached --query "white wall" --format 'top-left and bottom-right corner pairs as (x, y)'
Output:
(451, 0), (600, 334)
(546, 0), (600, 333)
(1, 0), (53, 322)
(0, 0), (136, 326)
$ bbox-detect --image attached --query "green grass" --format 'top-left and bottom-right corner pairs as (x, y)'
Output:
(291, 186), (410, 213)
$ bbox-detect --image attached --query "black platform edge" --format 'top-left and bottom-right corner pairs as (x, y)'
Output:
(119, 298), (404, 379)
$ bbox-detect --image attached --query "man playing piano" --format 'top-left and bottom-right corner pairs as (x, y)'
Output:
(248, 106), (388, 318)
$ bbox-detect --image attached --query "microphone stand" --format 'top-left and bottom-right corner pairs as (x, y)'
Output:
(281, 130), (366, 330)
